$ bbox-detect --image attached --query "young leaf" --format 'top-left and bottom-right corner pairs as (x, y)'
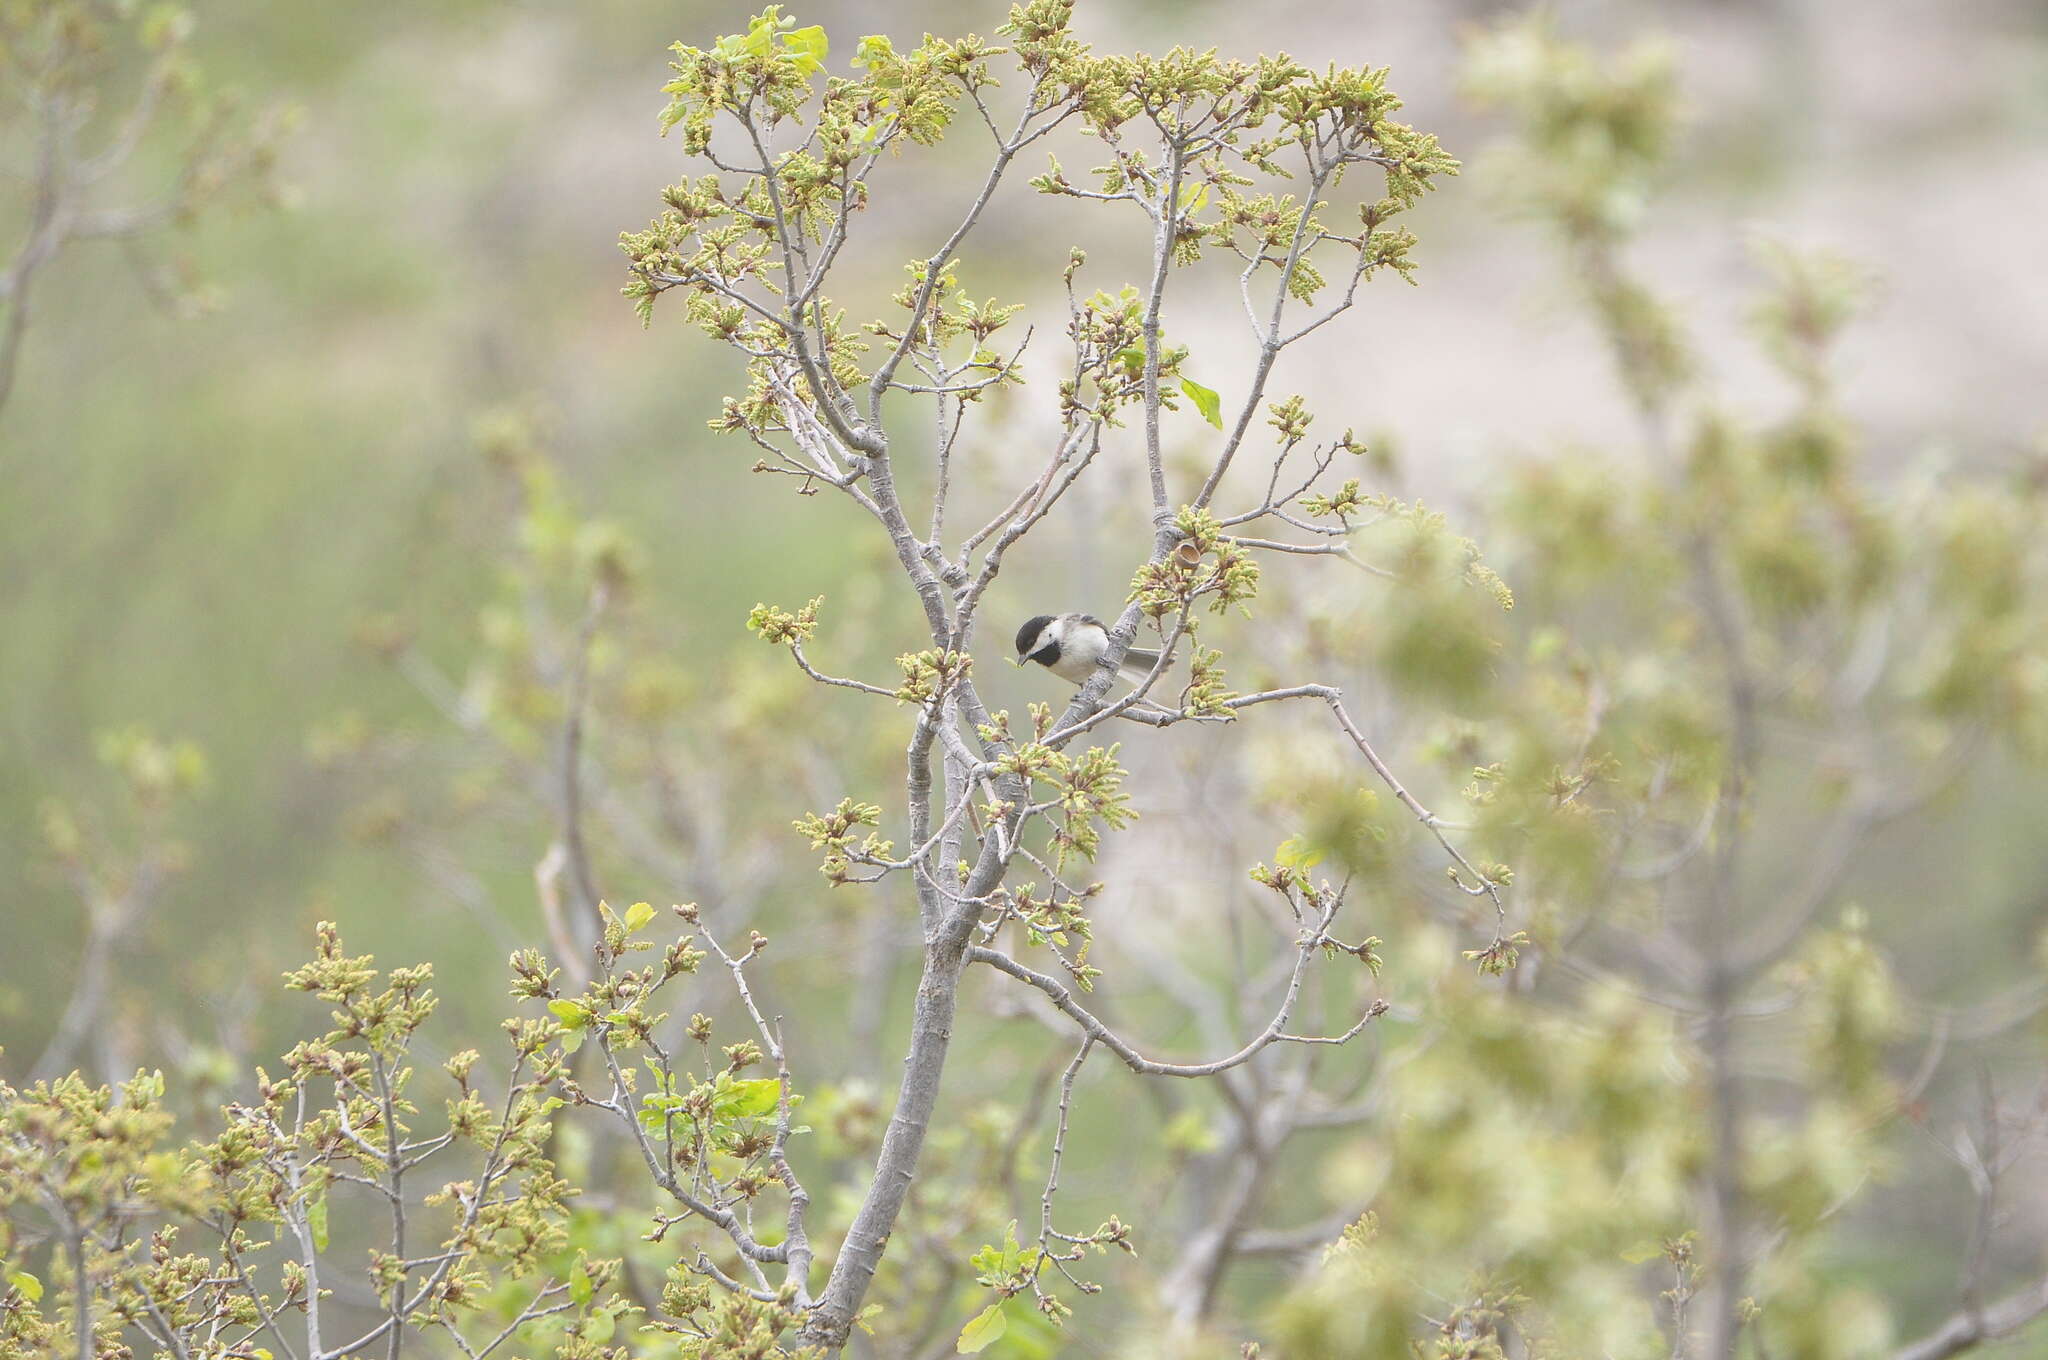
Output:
(783, 24), (828, 72)
(6, 1271), (41, 1303)
(550, 999), (589, 1054)
(307, 1191), (330, 1252)
(1181, 377), (1224, 430)
(956, 1303), (1007, 1354)
(716, 1077), (782, 1119)
(623, 901), (657, 934)
(1275, 834), (1324, 871)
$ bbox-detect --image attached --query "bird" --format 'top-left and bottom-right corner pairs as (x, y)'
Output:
(1013, 613), (1163, 686)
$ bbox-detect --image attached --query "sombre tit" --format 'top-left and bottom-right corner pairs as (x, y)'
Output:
(1014, 612), (1163, 686)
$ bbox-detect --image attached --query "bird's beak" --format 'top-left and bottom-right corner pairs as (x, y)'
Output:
(1009, 656), (1023, 667)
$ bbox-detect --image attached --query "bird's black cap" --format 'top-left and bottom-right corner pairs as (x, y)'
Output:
(1015, 615), (1055, 656)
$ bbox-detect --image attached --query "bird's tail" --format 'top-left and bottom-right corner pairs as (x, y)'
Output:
(1118, 645), (1164, 676)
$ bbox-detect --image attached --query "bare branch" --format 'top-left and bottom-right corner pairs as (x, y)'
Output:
(970, 944), (1387, 1080)
(1892, 1278), (2048, 1360)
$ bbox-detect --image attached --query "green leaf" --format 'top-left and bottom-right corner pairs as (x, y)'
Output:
(551, 998), (588, 1054)
(970, 1222), (1030, 1277)
(622, 901), (657, 934)
(1619, 1240), (1663, 1264)
(716, 1077), (782, 1119)
(307, 1192), (329, 1253)
(584, 1308), (615, 1344)
(570, 1268), (595, 1307)
(6, 1271), (42, 1303)
(1180, 377), (1224, 430)
(783, 24), (828, 72)
(1163, 1108), (1220, 1155)
(852, 34), (894, 68)
(956, 1303), (1007, 1354)
(1275, 834), (1324, 871)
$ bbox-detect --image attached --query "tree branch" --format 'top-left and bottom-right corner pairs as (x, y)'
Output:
(1892, 1277), (2048, 1360)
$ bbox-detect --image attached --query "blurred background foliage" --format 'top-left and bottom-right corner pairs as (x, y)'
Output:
(6, 0), (2048, 1356)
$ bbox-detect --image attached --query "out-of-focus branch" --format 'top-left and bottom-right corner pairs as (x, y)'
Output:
(531, 843), (591, 991)
(1892, 1279), (2048, 1360)
(1734, 734), (1979, 976)
(31, 851), (164, 1081)
(969, 942), (1387, 1081)
(0, 87), (65, 418)
(1234, 1211), (1360, 1256)
(1157, 1068), (1304, 1326)
(1, 14), (285, 427)
(553, 579), (609, 937)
